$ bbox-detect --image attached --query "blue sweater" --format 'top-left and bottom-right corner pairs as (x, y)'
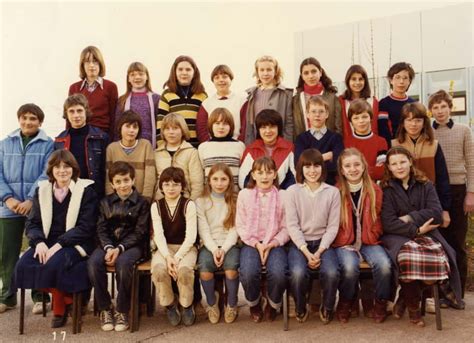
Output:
(0, 129), (53, 218)
(377, 95), (416, 146)
(294, 130), (344, 185)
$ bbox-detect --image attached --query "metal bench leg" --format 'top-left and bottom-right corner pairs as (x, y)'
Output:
(19, 288), (25, 335)
(283, 289), (288, 331)
(42, 292), (47, 317)
(433, 283), (442, 330)
(72, 293), (78, 335)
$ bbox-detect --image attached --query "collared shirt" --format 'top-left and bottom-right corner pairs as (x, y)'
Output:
(257, 190), (271, 241)
(433, 118), (454, 130)
(80, 76), (104, 92)
(302, 182), (324, 198)
(310, 126), (327, 141)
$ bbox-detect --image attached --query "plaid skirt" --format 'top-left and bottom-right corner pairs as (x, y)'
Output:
(397, 236), (450, 281)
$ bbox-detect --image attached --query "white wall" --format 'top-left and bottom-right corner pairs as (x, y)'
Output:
(0, 1), (453, 138)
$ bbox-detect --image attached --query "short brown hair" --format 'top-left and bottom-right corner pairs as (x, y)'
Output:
(116, 110), (142, 139)
(208, 108), (235, 139)
(17, 103), (45, 123)
(247, 156), (279, 189)
(108, 161), (135, 183)
(211, 64), (234, 81)
(428, 89), (453, 110)
(159, 167), (187, 191)
(387, 62), (415, 90)
(160, 113), (190, 142)
(63, 93), (92, 123)
(79, 46), (106, 79)
(381, 146), (428, 188)
(397, 102), (434, 143)
(46, 149), (81, 183)
(306, 95), (329, 113)
(296, 149), (326, 184)
(348, 99), (374, 121)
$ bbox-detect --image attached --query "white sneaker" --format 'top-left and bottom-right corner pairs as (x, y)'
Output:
(0, 303), (15, 313)
(224, 305), (238, 323)
(425, 298), (435, 314)
(114, 312), (129, 332)
(206, 292), (220, 324)
(100, 309), (114, 331)
(32, 302), (48, 315)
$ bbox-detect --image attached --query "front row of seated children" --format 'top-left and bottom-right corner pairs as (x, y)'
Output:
(14, 144), (463, 330)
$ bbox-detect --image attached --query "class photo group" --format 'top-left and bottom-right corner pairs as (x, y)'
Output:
(0, 45), (472, 334)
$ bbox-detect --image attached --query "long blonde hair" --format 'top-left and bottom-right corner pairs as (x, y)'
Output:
(337, 148), (377, 227)
(201, 163), (237, 230)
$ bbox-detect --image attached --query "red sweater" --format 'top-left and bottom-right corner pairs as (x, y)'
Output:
(345, 132), (388, 181)
(69, 79), (118, 134)
(339, 96), (379, 145)
(332, 182), (383, 247)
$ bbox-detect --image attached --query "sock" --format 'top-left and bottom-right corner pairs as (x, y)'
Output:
(225, 277), (239, 308)
(201, 279), (216, 306)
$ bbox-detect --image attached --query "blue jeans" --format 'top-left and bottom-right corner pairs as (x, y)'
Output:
(288, 241), (339, 314)
(239, 244), (288, 310)
(335, 244), (392, 301)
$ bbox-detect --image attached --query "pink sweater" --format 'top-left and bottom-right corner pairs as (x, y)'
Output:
(236, 187), (289, 247)
(285, 183), (341, 250)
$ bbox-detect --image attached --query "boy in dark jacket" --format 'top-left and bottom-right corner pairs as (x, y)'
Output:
(87, 161), (150, 332)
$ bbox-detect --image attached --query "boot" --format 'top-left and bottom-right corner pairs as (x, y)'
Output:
(373, 299), (388, 323)
(402, 281), (424, 327)
(393, 287), (406, 319)
(336, 298), (353, 323)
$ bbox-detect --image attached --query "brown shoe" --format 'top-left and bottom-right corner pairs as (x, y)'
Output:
(264, 303), (277, 322)
(393, 297), (406, 319)
(336, 299), (352, 323)
(361, 298), (374, 318)
(249, 302), (263, 323)
(373, 299), (388, 323)
(402, 281), (425, 327)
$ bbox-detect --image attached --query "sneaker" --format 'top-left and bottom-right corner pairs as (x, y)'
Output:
(0, 303), (15, 313)
(249, 301), (264, 323)
(114, 312), (129, 332)
(100, 309), (114, 331)
(32, 302), (48, 315)
(166, 305), (181, 326)
(295, 307), (309, 323)
(425, 298), (435, 314)
(224, 306), (238, 323)
(181, 306), (196, 326)
(206, 292), (220, 324)
(319, 305), (333, 325)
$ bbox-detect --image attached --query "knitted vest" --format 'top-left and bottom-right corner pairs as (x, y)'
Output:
(158, 196), (189, 245)
(392, 136), (438, 183)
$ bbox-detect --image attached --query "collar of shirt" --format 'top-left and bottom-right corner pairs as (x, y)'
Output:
(301, 182), (326, 197)
(216, 92), (232, 100)
(310, 126), (327, 139)
(433, 118), (454, 129)
(80, 76), (104, 91)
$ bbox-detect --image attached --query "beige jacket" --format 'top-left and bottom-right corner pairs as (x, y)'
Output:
(154, 140), (204, 200)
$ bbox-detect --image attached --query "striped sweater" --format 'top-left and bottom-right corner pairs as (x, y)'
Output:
(105, 139), (156, 201)
(156, 88), (207, 147)
(197, 138), (246, 188)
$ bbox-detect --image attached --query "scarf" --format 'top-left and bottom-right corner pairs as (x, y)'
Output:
(124, 91), (156, 148)
(247, 186), (280, 244)
(303, 82), (324, 95)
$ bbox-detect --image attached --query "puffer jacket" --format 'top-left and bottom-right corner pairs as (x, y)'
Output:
(54, 125), (108, 198)
(96, 188), (150, 260)
(332, 182), (383, 247)
(0, 128), (53, 218)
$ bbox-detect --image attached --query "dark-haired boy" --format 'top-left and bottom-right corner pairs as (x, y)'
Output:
(377, 62), (416, 146)
(87, 161), (150, 331)
(0, 103), (53, 314)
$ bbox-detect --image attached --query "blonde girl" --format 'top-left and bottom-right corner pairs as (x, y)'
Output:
(242, 56), (293, 144)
